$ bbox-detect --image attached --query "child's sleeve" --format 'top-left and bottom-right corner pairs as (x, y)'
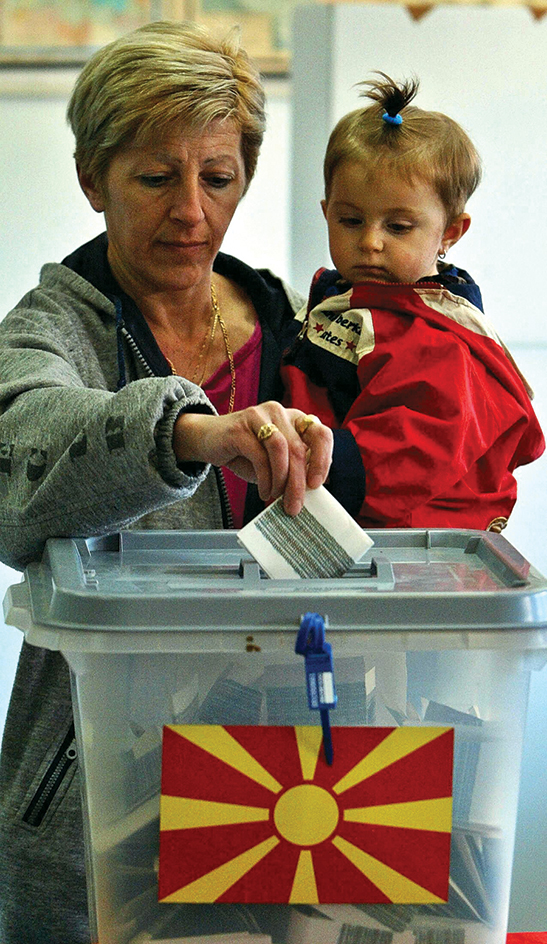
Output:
(335, 311), (541, 526)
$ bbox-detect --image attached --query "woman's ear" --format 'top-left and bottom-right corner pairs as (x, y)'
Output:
(77, 165), (105, 214)
(441, 212), (471, 254)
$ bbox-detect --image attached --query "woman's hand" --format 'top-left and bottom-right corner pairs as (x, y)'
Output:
(173, 402), (333, 516)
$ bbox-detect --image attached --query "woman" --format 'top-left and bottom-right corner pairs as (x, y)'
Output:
(0, 22), (332, 944)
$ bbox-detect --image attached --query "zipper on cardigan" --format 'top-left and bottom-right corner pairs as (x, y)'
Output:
(22, 724), (77, 828)
(120, 326), (155, 378)
(214, 465), (234, 529)
(121, 325), (234, 528)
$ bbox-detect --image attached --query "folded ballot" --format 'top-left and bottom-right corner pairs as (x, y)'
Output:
(238, 484), (373, 579)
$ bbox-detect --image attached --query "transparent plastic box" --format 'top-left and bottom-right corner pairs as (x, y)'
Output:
(5, 528), (547, 944)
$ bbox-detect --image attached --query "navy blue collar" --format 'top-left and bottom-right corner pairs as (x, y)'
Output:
(311, 263), (484, 313)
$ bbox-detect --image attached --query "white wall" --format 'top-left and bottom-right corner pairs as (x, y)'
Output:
(0, 566), (22, 738)
(0, 72), (291, 314)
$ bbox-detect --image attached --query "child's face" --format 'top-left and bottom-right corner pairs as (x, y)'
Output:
(322, 162), (464, 285)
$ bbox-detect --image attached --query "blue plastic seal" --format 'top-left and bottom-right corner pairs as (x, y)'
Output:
(295, 613), (337, 764)
(382, 111), (403, 126)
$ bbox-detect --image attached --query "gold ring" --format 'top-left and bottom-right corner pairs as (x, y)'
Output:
(257, 422), (278, 443)
(295, 414), (320, 436)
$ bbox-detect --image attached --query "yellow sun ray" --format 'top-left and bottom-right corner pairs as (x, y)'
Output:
(295, 726), (324, 781)
(344, 796), (452, 832)
(160, 835), (280, 903)
(289, 849), (319, 903)
(333, 727), (450, 795)
(168, 725), (283, 793)
(160, 795), (271, 831)
(332, 835), (446, 904)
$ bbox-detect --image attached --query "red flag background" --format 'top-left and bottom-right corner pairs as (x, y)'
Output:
(159, 724), (454, 905)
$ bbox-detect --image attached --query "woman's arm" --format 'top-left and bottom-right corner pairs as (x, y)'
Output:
(0, 293), (332, 568)
(174, 403), (332, 517)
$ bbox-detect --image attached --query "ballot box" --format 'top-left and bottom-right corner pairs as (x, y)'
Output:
(5, 528), (547, 944)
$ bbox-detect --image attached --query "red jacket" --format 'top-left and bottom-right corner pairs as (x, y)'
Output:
(281, 269), (544, 530)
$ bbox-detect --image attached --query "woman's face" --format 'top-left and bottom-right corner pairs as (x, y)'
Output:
(80, 120), (247, 300)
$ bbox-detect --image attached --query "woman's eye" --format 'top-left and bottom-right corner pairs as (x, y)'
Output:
(139, 175), (170, 188)
(205, 175), (234, 189)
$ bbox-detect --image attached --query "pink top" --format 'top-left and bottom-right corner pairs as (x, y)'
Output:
(202, 319), (263, 528)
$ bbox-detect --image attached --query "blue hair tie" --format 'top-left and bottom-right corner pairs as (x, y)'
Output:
(382, 111), (403, 126)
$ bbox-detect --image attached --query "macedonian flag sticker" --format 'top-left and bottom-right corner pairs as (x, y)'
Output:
(159, 724), (453, 905)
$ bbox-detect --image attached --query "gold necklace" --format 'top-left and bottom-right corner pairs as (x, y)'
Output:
(165, 283), (236, 414)
(211, 281), (236, 414)
(192, 292), (218, 386)
(164, 299), (214, 380)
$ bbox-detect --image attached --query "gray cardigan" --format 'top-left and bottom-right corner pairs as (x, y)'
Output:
(0, 239), (302, 943)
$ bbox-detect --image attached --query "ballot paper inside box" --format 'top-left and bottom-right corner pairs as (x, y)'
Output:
(4, 527), (547, 944)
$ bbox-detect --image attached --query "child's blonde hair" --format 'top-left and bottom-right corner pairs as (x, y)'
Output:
(324, 73), (482, 222)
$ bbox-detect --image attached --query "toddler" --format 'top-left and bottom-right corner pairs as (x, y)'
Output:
(282, 74), (544, 530)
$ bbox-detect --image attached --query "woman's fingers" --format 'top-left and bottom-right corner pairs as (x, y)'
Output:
(173, 404), (333, 515)
(295, 413), (333, 490)
(257, 421), (299, 506)
(256, 422), (279, 443)
(173, 409), (278, 500)
(243, 406), (332, 513)
(294, 413), (320, 437)
(280, 411), (333, 513)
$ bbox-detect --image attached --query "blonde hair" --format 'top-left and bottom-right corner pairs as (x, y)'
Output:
(67, 20), (265, 193)
(324, 73), (482, 222)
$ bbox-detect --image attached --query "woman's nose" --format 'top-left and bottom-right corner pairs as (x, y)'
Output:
(170, 179), (205, 226)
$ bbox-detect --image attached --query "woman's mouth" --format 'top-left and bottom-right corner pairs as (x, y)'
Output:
(159, 239), (207, 252)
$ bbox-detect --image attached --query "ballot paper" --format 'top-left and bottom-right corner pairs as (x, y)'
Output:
(238, 485), (374, 579)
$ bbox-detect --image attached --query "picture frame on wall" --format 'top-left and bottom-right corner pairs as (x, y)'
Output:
(0, 0), (290, 74)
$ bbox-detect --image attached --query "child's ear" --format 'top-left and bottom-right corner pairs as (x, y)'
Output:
(321, 199), (328, 219)
(441, 212), (471, 254)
